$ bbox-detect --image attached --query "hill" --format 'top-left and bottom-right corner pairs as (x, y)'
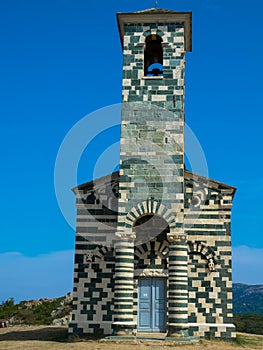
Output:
(0, 293), (72, 326)
(233, 283), (263, 314)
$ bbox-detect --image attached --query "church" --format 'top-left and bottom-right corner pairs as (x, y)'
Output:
(68, 8), (236, 341)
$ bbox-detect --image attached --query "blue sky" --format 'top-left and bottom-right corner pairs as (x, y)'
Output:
(0, 0), (263, 302)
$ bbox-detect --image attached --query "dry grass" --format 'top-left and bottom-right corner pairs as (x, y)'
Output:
(0, 326), (262, 350)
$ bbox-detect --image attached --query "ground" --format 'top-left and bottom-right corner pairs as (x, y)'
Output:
(0, 326), (262, 350)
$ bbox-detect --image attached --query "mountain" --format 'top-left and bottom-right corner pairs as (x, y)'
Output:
(233, 283), (263, 315)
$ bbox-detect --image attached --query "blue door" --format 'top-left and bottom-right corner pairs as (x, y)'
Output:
(138, 278), (166, 332)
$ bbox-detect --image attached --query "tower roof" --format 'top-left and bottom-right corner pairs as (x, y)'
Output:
(117, 8), (192, 51)
(133, 8), (185, 14)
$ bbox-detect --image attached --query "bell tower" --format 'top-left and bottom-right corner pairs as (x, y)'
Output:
(114, 9), (192, 337)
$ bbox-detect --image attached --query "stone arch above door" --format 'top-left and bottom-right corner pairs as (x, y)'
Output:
(125, 200), (176, 229)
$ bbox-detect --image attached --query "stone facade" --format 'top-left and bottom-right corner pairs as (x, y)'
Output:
(69, 171), (236, 340)
(69, 8), (236, 341)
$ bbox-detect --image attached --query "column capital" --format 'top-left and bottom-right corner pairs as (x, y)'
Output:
(167, 233), (187, 243)
(115, 229), (136, 241)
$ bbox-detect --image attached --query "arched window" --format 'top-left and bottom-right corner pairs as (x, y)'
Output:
(144, 35), (163, 77)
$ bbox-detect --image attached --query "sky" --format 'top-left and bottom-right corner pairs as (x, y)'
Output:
(0, 0), (263, 302)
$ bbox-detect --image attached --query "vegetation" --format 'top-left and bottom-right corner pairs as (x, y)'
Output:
(234, 314), (263, 335)
(235, 333), (263, 348)
(0, 296), (71, 325)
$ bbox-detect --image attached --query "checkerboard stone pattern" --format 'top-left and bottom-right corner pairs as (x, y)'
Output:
(69, 171), (236, 339)
(185, 171), (236, 339)
(69, 173), (118, 337)
(69, 9), (236, 341)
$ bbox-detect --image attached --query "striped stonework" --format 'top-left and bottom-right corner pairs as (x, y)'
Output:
(113, 236), (136, 335)
(167, 235), (189, 337)
(69, 172), (236, 339)
(69, 8), (236, 342)
(114, 9), (191, 337)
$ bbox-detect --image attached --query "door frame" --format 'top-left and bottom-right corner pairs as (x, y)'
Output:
(137, 277), (167, 332)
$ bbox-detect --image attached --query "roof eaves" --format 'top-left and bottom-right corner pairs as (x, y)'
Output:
(184, 169), (237, 197)
(72, 171), (119, 194)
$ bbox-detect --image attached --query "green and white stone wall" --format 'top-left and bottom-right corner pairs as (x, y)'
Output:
(114, 13), (190, 337)
(185, 171), (236, 339)
(69, 172), (236, 339)
(69, 174), (118, 337)
(118, 19), (187, 233)
(69, 9), (236, 341)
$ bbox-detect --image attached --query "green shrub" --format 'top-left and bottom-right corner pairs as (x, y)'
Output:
(234, 314), (263, 335)
(0, 298), (17, 320)
(0, 296), (69, 325)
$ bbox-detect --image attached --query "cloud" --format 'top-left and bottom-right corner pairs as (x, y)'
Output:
(0, 250), (74, 303)
(232, 246), (263, 285)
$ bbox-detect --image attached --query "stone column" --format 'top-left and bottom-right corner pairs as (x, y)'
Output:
(112, 230), (135, 336)
(167, 233), (189, 337)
